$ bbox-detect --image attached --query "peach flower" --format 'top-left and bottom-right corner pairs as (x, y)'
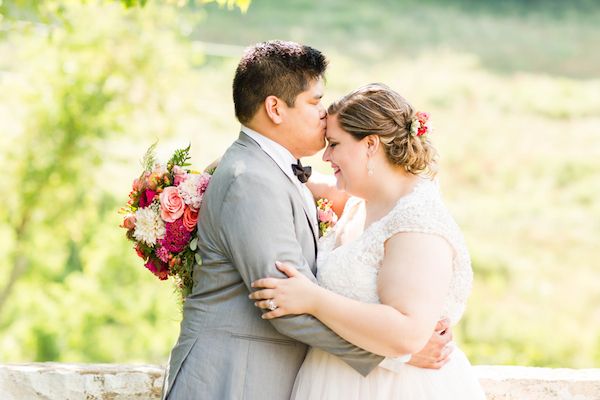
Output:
(122, 214), (136, 230)
(159, 186), (185, 222)
(133, 177), (144, 192)
(183, 206), (199, 232)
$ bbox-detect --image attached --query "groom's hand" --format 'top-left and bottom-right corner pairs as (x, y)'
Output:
(406, 318), (453, 369)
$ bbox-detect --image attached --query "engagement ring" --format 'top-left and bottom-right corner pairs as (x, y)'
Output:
(266, 299), (277, 311)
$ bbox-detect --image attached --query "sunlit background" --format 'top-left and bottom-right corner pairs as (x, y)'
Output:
(1, 0), (599, 368)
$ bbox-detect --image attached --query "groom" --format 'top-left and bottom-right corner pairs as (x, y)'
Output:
(162, 40), (453, 400)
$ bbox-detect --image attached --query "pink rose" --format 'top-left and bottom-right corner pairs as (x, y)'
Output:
(183, 206), (199, 232)
(160, 186), (185, 222)
(139, 189), (157, 208)
(173, 166), (188, 186)
(318, 209), (333, 223)
(416, 111), (430, 121)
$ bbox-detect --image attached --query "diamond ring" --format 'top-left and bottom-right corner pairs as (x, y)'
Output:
(266, 299), (277, 311)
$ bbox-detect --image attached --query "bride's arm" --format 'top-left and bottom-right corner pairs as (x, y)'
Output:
(306, 171), (350, 217)
(250, 233), (453, 357)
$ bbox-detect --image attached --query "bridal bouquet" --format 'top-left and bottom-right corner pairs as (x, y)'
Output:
(120, 143), (212, 300)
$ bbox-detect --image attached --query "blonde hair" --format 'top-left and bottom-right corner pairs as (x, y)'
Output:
(328, 83), (438, 177)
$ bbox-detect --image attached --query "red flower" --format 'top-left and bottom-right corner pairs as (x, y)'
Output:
(135, 244), (147, 260)
(160, 218), (192, 253)
(145, 258), (158, 273)
(145, 257), (169, 280)
(156, 268), (169, 280)
(415, 111), (430, 137)
(139, 189), (157, 208)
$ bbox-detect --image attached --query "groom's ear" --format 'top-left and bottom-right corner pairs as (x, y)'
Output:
(264, 95), (284, 125)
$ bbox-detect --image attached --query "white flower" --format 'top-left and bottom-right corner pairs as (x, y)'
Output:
(133, 205), (166, 246)
(410, 119), (421, 136)
(152, 163), (167, 175)
(178, 174), (202, 209)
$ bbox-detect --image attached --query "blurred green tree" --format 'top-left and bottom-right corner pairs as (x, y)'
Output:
(0, 0), (250, 22)
(0, 0), (248, 362)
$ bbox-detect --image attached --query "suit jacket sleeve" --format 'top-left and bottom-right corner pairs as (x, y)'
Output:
(218, 174), (384, 377)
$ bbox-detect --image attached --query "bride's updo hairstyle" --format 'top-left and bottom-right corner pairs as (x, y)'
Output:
(327, 83), (438, 177)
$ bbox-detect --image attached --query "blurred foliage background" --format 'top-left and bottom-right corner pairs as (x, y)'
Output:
(0, 0), (598, 368)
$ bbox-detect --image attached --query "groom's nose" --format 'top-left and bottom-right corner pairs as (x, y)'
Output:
(319, 105), (327, 120)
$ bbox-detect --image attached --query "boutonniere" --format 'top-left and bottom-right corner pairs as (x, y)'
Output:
(316, 198), (338, 237)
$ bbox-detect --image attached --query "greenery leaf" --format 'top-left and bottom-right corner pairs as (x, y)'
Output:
(140, 140), (158, 172)
(168, 143), (192, 169)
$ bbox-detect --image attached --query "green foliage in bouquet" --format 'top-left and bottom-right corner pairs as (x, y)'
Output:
(167, 144), (192, 170)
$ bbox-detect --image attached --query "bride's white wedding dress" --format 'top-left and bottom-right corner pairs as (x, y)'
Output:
(291, 179), (486, 399)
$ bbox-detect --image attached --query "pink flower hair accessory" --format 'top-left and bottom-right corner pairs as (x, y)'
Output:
(410, 111), (432, 138)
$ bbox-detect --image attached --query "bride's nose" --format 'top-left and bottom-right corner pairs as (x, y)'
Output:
(322, 146), (331, 162)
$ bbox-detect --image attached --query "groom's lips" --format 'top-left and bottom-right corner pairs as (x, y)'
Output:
(331, 164), (341, 175)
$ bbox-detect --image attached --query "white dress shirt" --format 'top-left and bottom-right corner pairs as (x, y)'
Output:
(241, 126), (318, 233)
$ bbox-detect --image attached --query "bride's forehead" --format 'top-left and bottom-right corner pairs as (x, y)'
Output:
(325, 119), (348, 139)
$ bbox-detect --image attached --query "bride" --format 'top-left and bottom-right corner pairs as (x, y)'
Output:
(249, 83), (486, 399)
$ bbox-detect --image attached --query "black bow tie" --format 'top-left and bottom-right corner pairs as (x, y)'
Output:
(291, 159), (312, 183)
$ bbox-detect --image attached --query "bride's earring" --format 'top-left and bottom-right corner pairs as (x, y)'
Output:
(367, 159), (374, 177)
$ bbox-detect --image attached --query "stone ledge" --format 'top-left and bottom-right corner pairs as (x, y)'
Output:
(0, 363), (599, 399)
(476, 366), (600, 400)
(0, 363), (164, 400)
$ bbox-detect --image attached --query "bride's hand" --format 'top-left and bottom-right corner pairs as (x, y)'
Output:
(204, 156), (221, 173)
(249, 261), (318, 319)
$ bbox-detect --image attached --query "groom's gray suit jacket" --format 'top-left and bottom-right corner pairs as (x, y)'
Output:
(163, 132), (383, 400)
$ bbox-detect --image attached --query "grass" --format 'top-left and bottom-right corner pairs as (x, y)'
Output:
(192, 0), (600, 78)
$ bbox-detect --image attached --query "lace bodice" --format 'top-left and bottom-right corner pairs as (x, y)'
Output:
(316, 179), (473, 325)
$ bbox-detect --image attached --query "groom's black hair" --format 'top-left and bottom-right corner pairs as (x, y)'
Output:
(233, 40), (327, 124)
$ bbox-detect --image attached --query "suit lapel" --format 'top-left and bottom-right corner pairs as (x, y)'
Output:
(237, 132), (319, 251)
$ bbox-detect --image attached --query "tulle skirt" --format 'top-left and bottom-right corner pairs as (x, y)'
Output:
(291, 345), (486, 400)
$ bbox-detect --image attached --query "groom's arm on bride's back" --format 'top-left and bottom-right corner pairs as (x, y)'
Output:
(219, 174), (383, 376)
